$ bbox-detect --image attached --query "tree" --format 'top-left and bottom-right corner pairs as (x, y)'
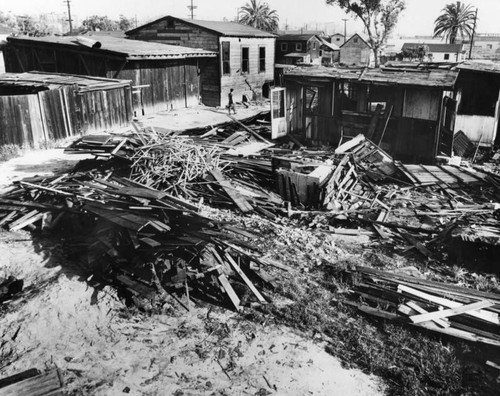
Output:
(326, 0), (406, 67)
(118, 15), (134, 31)
(433, 1), (475, 44)
(238, 0), (279, 33)
(398, 44), (429, 62)
(81, 15), (118, 31)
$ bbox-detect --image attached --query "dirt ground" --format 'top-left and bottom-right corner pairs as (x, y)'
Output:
(0, 147), (386, 395)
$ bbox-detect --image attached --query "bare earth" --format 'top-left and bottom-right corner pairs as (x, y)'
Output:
(0, 145), (385, 395)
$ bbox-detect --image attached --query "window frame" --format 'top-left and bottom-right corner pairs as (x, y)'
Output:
(281, 42), (288, 51)
(221, 41), (231, 75)
(241, 46), (250, 74)
(296, 43), (302, 51)
(258, 46), (266, 73)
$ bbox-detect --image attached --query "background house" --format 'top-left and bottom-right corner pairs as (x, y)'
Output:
(340, 33), (373, 67)
(5, 35), (216, 115)
(330, 33), (345, 46)
(402, 43), (465, 63)
(126, 16), (276, 107)
(276, 32), (326, 65)
(0, 71), (132, 147)
(462, 34), (500, 61)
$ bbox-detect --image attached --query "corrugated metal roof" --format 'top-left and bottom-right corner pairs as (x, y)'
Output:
(456, 60), (500, 74)
(0, 71), (131, 90)
(127, 16), (276, 38)
(283, 65), (458, 88)
(7, 35), (217, 60)
(402, 42), (464, 53)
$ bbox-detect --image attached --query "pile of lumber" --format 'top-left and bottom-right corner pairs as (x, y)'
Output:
(0, 368), (64, 396)
(346, 266), (500, 347)
(0, 171), (275, 311)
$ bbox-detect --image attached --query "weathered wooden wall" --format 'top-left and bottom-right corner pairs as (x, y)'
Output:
(455, 115), (496, 145)
(219, 37), (275, 107)
(0, 85), (132, 147)
(127, 17), (221, 106)
(115, 60), (200, 114)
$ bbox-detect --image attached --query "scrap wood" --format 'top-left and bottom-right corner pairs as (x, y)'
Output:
(0, 368), (64, 396)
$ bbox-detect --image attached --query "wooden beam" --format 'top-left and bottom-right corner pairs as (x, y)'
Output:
(409, 300), (494, 324)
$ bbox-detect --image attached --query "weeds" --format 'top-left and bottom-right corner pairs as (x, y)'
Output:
(0, 144), (24, 163)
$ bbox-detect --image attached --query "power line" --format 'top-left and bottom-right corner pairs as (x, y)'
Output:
(63, 0), (73, 34)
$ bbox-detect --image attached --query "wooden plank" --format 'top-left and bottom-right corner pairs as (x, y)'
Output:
(405, 301), (450, 328)
(210, 169), (253, 213)
(398, 285), (499, 324)
(224, 252), (266, 303)
(0, 369), (63, 396)
(218, 273), (241, 311)
(410, 300), (494, 324)
(10, 212), (44, 232)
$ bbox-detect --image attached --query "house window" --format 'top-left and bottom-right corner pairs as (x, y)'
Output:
(353, 38), (359, 43)
(296, 43), (302, 51)
(444, 53), (450, 60)
(487, 44), (493, 49)
(313, 42), (316, 50)
(222, 41), (230, 75)
(281, 43), (288, 51)
(241, 47), (249, 73)
(259, 46), (266, 73)
(319, 50), (323, 56)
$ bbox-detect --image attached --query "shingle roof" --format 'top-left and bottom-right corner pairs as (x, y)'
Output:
(7, 35), (216, 60)
(402, 43), (464, 53)
(277, 33), (319, 41)
(127, 16), (276, 38)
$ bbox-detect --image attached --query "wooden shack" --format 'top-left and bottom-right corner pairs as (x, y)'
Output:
(339, 33), (373, 67)
(0, 71), (132, 147)
(4, 35), (216, 115)
(454, 61), (500, 146)
(282, 66), (458, 163)
(126, 16), (276, 107)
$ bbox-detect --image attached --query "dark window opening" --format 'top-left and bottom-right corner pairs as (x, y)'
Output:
(281, 43), (288, 51)
(296, 43), (302, 51)
(353, 38), (358, 43)
(459, 78), (499, 116)
(167, 19), (175, 29)
(241, 47), (249, 73)
(222, 41), (230, 75)
(259, 47), (266, 72)
(444, 53), (450, 60)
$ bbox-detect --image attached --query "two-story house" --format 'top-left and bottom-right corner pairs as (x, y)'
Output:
(126, 16), (276, 107)
(276, 32), (327, 65)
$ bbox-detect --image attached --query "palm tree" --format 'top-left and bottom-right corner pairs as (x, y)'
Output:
(433, 1), (476, 44)
(238, 0), (279, 33)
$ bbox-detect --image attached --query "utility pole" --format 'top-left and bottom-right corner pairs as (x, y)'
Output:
(187, 0), (197, 20)
(63, 0), (73, 35)
(342, 18), (348, 43)
(468, 8), (478, 60)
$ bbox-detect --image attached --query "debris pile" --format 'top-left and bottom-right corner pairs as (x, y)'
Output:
(0, 171), (275, 311)
(346, 266), (500, 347)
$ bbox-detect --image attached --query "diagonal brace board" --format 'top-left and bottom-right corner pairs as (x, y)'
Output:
(410, 300), (494, 324)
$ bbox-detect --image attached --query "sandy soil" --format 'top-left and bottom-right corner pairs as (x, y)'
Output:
(0, 141), (386, 395)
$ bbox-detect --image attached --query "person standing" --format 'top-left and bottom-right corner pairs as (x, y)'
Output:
(227, 88), (236, 114)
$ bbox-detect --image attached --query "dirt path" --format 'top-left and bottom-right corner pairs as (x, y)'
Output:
(0, 149), (386, 395)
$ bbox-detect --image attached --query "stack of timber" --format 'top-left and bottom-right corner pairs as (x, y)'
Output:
(0, 171), (275, 311)
(347, 266), (500, 347)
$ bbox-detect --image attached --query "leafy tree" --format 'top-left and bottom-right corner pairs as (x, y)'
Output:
(0, 12), (17, 30)
(398, 45), (429, 62)
(326, 0), (406, 67)
(81, 15), (118, 31)
(16, 15), (49, 36)
(433, 1), (475, 44)
(118, 15), (134, 31)
(238, 0), (279, 33)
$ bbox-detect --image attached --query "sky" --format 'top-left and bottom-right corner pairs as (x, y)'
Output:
(2, 0), (500, 37)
